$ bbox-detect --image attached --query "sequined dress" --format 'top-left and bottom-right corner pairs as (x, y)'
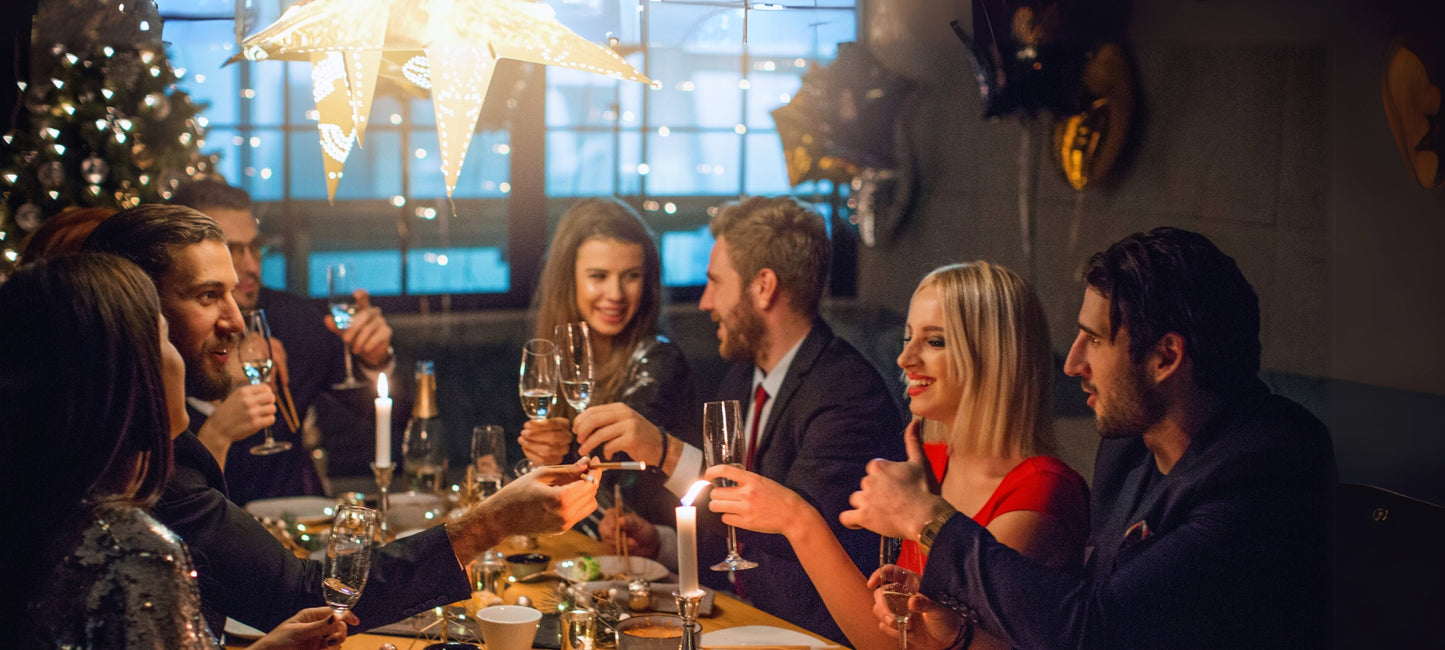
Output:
(22, 502), (218, 649)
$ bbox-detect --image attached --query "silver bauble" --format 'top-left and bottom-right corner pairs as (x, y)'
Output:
(82, 155), (109, 184)
(15, 202), (43, 232)
(38, 160), (66, 190)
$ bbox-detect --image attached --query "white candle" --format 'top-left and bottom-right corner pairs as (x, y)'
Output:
(375, 372), (392, 467)
(677, 480), (710, 596)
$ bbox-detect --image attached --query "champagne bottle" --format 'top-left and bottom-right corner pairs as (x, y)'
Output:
(403, 360), (446, 494)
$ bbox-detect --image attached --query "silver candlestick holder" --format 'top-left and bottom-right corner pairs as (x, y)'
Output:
(673, 590), (703, 650)
(370, 463), (394, 541)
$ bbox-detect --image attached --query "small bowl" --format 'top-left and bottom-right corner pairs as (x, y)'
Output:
(615, 615), (699, 650)
(505, 552), (551, 579)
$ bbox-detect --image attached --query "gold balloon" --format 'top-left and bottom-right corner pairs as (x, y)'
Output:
(1054, 43), (1133, 191)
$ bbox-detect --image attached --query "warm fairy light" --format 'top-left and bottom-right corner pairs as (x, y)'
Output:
(637, 163), (650, 176)
(664, 202), (677, 214)
(734, 124), (747, 134)
(391, 195), (406, 207)
(658, 126), (670, 137)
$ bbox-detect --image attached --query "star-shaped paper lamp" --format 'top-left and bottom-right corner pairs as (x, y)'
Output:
(236, 0), (658, 199)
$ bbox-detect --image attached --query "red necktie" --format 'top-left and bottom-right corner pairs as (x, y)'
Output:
(746, 384), (768, 471)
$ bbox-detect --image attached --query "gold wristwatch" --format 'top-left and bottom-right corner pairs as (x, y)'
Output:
(918, 504), (959, 552)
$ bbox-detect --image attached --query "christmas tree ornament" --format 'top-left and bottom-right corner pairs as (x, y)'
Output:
(144, 92), (172, 119)
(131, 142), (155, 167)
(236, 0), (657, 199)
(37, 161), (66, 190)
(15, 203), (43, 232)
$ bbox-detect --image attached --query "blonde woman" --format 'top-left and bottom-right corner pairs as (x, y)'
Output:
(707, 261), (1087, 650)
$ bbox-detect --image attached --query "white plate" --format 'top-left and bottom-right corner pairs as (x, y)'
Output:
(223, 617), (265, 641)
(700, 625), (832, 647)
(556, 555), (669, 581)
(387, 492), (444, 530)
(244, 496), (337, 525)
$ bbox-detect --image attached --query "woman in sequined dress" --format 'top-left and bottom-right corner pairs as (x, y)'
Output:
(521, 197), (700, 527)
(0, 253), (354, 649)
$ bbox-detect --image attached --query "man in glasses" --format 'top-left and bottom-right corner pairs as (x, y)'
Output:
(171, 180), (395, 504)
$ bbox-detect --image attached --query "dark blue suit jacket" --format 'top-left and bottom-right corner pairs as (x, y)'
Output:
(706, 320), (905, 644)
(155, 431), (469, 635)
(919, 382), (1336, 649)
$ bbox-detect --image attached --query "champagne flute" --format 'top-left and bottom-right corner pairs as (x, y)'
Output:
(555, 322), (594, 413)
(513, 338), (558, 477)
(240, 309), (292, 455)
(704, 400), (758, 571)
(880, 564), (921, 650)
(327, 263), (367, 390)
(470, 424), (506, 499)
(323, 505), (378, 618)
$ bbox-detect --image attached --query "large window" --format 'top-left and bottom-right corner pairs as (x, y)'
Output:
(158, 0), (856, 307)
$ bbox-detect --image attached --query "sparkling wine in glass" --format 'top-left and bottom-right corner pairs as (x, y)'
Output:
(555, 322), (594, 413)
(880, 564), (921, 650)
(324, 505), (378, 618)
(704, 400), (758, 572)
(327, 263), (366, 390)
(513, 338), (558, 477)
(471, 424), (506, 499)
(241, 309), (291, 456)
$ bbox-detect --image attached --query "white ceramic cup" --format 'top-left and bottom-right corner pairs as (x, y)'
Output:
(477, 605), (542, 650)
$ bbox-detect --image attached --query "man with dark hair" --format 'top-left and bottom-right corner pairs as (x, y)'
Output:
(83, 204), (277, 469)
(843, 227), (1336, 649)
(171, 179), (394, 503)
(82, 204), (601, 635)
(573, 196), (905, 643)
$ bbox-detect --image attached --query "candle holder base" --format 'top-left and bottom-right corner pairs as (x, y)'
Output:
(673, 590), (704, 650)
(371, 463), (395, 541)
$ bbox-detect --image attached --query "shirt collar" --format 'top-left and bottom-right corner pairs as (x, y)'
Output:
(753, 334), (806, 397)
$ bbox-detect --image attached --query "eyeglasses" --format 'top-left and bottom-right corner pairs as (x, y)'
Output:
(228, 239), (273, 260)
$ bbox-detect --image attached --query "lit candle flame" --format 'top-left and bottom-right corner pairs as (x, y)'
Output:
(378, 372), (389, 399)
(681, 480), (710, 507)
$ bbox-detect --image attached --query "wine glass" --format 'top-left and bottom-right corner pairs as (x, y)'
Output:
(880, 535), (903, 569)
(555, 322), (594, 413)
(323, 505), (378, 618)
(470, 424), (506, 499)
(879, 564), (921, 650)
(513, 338), (558, 477)
(240, 309), (292, 456)
(327, 263), (367, 390)
(704, 400), (757, 571)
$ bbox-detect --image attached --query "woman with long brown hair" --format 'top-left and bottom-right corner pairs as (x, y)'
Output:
(520, 197), (699, 525)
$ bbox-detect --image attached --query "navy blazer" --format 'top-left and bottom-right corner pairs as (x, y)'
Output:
(919, 382), (1336, 649)
(706, 320), (906, 644)
(154, 431), (469, 635)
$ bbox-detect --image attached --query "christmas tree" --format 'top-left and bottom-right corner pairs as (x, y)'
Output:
(0, 0), (219, 277)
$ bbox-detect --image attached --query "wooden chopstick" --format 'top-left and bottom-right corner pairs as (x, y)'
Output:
(615, 483), (628, 566)
(277, 379), (301, 433)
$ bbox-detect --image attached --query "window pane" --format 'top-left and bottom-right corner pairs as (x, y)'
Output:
(547, 131), (640, 197)
(307, 250), (404, 297)
(205, 127), (244, 183)
(746, 72), (802, 128)
(164, 20), (240, 125)
(246, 61), (285, 126)
(744, 132), (791, 196)
(406, 129), (511, 199)
(261, 252), (286, 290)
(660, 226), (714, 287)
(406, 247), (510, 294)
(745, 7), (856, 58)
(645, 132), (739, 196)
(236, 128), (285, 201)
(288, 130), (403, 200)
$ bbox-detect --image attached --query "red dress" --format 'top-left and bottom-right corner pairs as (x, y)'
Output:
(896, 442), (1089, 573)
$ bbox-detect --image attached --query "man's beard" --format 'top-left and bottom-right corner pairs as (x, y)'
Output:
(719, 298), (768, 364)
(1096, 362), (1166, 439)
(186, 336), (237, 401)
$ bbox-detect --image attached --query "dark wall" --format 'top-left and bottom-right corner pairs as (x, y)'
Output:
(857, 0), (1445, 502)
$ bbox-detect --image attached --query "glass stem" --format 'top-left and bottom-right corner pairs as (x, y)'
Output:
(898, 618), (908, 650)
(342, 347), (356, 382)
(727, 524), (740, 557)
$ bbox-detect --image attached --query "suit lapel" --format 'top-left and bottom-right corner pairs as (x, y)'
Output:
(753, 321), (830, 467)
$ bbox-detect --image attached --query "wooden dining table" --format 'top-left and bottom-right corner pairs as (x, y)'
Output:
(229, 528), (840, 649)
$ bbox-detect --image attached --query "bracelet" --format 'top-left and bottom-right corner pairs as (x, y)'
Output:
(655, 430), (669, 470)
(917, 504), (959, 552)
(949, 616), (975, 650)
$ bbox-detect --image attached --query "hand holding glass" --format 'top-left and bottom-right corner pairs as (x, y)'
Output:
(703, 400), (757, 571)
(327, 263), (367, 390)
(880, 564), (921, 650)
(240, 309), (291, 455)
(323, 505), (378, 618)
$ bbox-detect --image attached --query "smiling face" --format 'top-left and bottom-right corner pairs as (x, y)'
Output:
(897, 284), (963, 428)
(159, 315), (189, 437)
(573, 237), (645, 347)
(1064, 287), (1165, 438)
(698, 236), (766, 364)
(157, 240), (244, 401)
